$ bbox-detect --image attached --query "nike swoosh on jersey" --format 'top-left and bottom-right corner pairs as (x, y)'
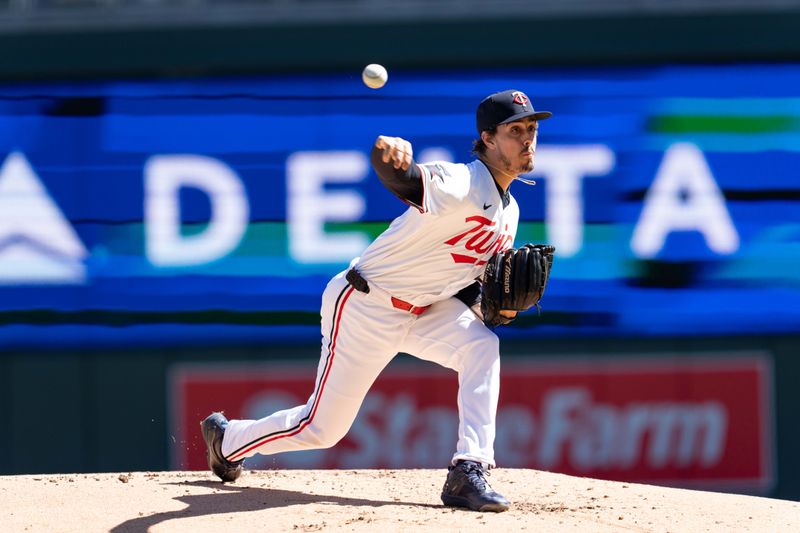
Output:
(483, 203), (492, 210)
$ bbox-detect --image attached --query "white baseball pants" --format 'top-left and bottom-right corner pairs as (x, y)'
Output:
(221, 270), (501, 467)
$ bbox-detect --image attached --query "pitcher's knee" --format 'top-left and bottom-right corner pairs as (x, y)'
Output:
(483, 330), (500, 355)
(475, 345), (500, 371)
(472, 330), (500, 360)
(453, 332), (499, 371)
(301, 421), (349, 449)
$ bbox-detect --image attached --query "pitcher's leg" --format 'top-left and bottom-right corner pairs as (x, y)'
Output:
(222, 388), (372, 460)
(222, 279), (405, 462)
(400, 298), (500, 467)
(452, 333), (500, 466)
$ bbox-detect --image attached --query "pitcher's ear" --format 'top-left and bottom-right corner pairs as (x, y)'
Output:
(481, 130), (496, 149)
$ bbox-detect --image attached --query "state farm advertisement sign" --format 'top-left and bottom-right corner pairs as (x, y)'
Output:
(170, 353), (773, 491)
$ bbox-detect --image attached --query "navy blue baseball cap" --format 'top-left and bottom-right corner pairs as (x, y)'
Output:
(476, 90), (552, 134)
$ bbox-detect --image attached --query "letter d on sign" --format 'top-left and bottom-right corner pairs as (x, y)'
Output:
(145, 155), (249, 267)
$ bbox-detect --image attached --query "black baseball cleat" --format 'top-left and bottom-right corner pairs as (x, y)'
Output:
(200, 412), (244, 482)
(441, 460), (510, 512)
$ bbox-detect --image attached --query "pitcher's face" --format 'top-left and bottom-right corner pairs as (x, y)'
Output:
(492, 117), (539, 175)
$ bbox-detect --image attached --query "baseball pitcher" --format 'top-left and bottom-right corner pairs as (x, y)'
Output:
(201, 89), (555, 512)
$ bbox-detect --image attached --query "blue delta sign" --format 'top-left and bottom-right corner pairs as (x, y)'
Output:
(0, 64), (799, 347)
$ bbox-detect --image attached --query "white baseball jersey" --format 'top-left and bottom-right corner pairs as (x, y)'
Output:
(220, 157), (517, 470)
(355, 159), (519, 306)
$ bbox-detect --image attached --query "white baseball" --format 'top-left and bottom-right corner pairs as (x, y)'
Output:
(362, 64), (388, 89)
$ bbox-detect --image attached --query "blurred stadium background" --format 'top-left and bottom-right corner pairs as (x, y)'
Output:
(1, 0), (799, 500)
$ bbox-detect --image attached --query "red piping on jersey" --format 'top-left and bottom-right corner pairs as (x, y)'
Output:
(226, 286), (355, 461)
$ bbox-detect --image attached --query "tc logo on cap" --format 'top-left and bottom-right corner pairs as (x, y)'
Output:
(512, 91), (529, 107)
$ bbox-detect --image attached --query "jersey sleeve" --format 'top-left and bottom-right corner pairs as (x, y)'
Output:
(370, 145), (424, 208)
(419, 161), (472, 217)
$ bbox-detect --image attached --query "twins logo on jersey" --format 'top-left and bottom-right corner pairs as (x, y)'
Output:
(444, 215), (513, 266)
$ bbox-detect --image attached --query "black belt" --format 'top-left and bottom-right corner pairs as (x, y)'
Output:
(346, 268), (370, 294)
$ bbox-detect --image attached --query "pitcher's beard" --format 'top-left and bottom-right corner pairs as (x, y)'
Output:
(520, 158), (534, 173)
(498, 153), (534, 175)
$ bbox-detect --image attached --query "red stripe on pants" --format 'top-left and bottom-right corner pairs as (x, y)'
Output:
(227, 286), (355, 461)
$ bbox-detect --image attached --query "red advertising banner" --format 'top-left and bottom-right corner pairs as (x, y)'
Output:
(170, 353), (773, 491)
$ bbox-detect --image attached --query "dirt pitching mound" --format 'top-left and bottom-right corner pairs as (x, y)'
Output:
(1, 469), (797, 532)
